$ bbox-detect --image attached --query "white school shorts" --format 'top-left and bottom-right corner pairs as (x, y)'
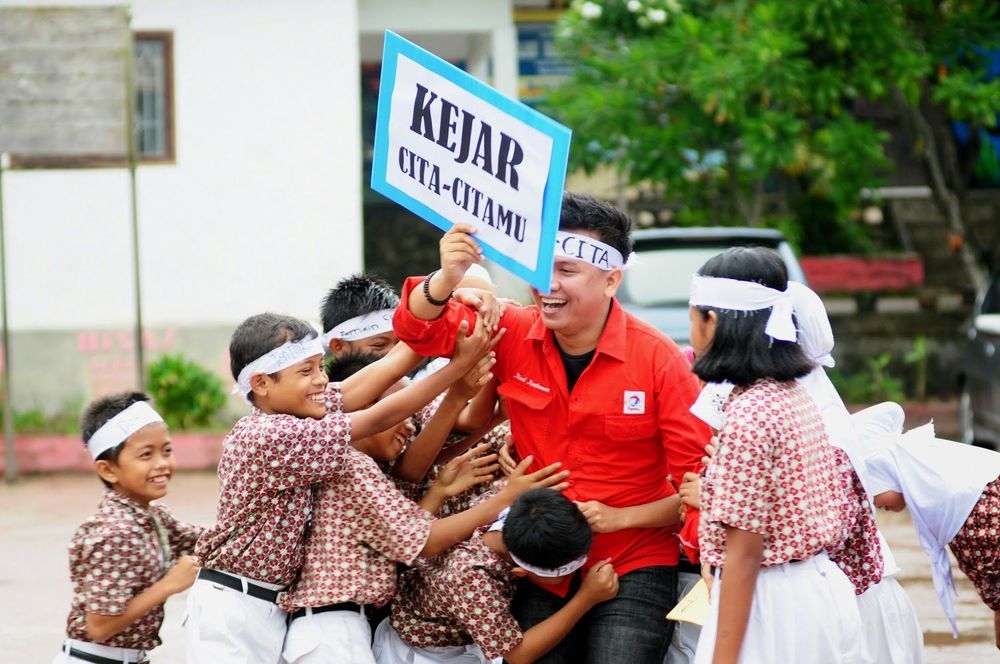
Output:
(282, 606), (376, 664)
(372, 618), (501, 664)
(184, 576), (287, 664)
(857, 575), (925, 664)
(52, 639), (147, 664)
(694, 551), (865, 664)
(664, 571), (703, 664)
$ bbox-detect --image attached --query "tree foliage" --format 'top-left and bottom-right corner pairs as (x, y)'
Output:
(549, 0), (1000, 269)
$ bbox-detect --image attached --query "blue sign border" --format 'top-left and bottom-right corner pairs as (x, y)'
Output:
(371, 30), (570, 294)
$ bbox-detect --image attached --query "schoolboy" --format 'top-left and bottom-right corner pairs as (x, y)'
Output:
(320, 273), (400, 359)
(279, 363), (557, 664)
(55, 392), (202, 664)
(186, 312), (505, 664)
(374, 489), (619, 664)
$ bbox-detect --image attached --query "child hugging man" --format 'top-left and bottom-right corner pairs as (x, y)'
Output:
(187, 312), (524, 664)
(55, 392), (202, 664)
(374, 489), (620, 664)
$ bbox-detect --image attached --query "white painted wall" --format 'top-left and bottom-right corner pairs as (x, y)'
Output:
(2, 0), (363, 330)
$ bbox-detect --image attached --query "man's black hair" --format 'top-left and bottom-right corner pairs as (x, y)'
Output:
(558, 192), (633, 261)
(320, 273), (400, 334)
(325, 348), (382, 383)
(80, 391), (152, 488)
(502, 489), (592, 571)
(229, 313), (317, 381)
(691, 247), (815, 386)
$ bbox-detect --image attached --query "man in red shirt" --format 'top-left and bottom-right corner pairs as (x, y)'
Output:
(392, 192), (710, 664)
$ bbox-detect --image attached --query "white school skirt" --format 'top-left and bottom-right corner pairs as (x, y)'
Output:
(184, 576), (287, 664)
(282, 606), (376, 664)
(693, 551), (864, 664)
(857, 576), (925, 664)
(372, 618), (500, 664)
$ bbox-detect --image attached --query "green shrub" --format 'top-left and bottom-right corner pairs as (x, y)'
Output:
(147, 354), (227, 430)
(828, 353), (905, 404)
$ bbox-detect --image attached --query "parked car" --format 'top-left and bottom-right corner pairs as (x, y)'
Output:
(618, 227), (806, 345)
(959, 272), (1000, 449)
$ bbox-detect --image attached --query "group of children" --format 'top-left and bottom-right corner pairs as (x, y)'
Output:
(56, 243), (999, 664)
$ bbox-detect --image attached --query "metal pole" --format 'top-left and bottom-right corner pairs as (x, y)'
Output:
(0, 153), (17, 483)
(123, 25), (144, 390)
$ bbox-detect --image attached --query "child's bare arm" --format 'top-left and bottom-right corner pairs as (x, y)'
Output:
(340, 341), (424, 412)
(503, 560), (619, 664)
(85, 556), (198, 642)
(454, 377), (499, 432)
(712, 526), (763, 664)
(574, 495), (682, 533)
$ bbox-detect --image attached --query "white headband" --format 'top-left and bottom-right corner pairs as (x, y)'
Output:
(688, 275), (796, 342)
(555, 231), (626, 271)
(232, 336), (325, 406)
(321, 309), (395, 347)
(87, 401), (164, 460)
(509, 550), (589, 578)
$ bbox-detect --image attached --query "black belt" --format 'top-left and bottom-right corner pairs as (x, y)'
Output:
(198, 568), (282, 604)
(66, 648), (147, 664)
(290, 602), (366, 621)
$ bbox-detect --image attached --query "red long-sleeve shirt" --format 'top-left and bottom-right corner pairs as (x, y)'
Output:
(393, 277), (710, 578)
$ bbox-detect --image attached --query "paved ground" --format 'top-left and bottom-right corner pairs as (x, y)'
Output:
(2, 472), (997, 663)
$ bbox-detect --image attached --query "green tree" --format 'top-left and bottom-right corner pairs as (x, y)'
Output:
(549, 0), (1000, 276)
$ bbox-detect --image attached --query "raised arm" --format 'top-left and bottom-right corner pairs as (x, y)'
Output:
(340, 341), (424, 412)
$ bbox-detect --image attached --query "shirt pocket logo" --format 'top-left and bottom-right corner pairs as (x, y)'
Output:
(623, 390), (645, 414)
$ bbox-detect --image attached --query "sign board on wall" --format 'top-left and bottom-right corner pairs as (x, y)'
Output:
(371, 31), (571, 294)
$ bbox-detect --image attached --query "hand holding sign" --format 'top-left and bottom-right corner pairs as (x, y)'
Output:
(439, 224), (484, 290)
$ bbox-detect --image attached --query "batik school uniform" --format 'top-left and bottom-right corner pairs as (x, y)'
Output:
(694, 380), (862, 664)
(373, 528), (517, 664)
(828, 448), (884, 595)
(278, 445), (434, 664)
(863, 423), (1000, 637)
(55, 490), (202, 664)
(186, 383), (351, 664)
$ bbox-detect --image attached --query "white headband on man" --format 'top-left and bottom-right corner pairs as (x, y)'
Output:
(688, 275), (797, 342)
(320, 309), (395, 347)
(232, 336), (325, 406)
(555, 231), (626, 271)
(509, 550), (589, 578)
(87, 401), (164, 460)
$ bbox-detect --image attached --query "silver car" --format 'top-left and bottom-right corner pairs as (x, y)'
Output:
(960, 272), (1000, 449)
(618, 227), (806, 345)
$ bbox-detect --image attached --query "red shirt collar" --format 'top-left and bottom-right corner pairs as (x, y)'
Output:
(527, 298), (627, 363)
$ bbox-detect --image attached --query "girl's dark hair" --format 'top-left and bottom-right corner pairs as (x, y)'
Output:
(691, 247), (815, 386)
(502, 489), (592, 570)
(228, 313), (317, 381)
(80, 391), (151, 488)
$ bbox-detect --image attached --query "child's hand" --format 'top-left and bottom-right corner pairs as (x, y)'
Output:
(678, 472), (702, 510)
(702, 437), (718, 468)
(577, 559), (619, 605)
(497, 433), (519, 477)
(452, 350), (497, 401)
(440, 224), (483, 290)
(574, 500), (625, 534)
(454, 288), (505, 332)
(433, 443), (499, 498)
(501, 456), (569, 500)
(162, 555), (199, 594)
(452, 316), (504, 371)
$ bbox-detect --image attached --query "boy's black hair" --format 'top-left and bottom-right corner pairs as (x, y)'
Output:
(325, 348), (382, 383)
(320, 273), (400, 335)
(229, 313), (317, 382)
(502, 489), (592, 571)
(559, 192), (633, 262)
(80, 391), (152, 488)
(691, 247), (815, 386)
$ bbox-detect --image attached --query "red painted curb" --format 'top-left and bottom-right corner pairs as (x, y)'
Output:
(801, 255), (924, 293)
(0, 433), (223, 474)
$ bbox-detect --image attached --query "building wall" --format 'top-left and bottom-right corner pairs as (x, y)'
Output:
(1, 0), (362, 411)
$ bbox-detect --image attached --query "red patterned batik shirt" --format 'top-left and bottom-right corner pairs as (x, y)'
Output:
(828, 448), (884, 595)
(279, 446), (433, 611)
(391, 531), (521, 660)
(195, 383), (351, 586)
(699, 380), (850, 568)
(949, 476), (1000, 610)
(65, 490), (202, 650)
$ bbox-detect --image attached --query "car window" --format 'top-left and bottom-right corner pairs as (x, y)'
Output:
(982, 275), (1000, 315)
(621, 247), (729, 306)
